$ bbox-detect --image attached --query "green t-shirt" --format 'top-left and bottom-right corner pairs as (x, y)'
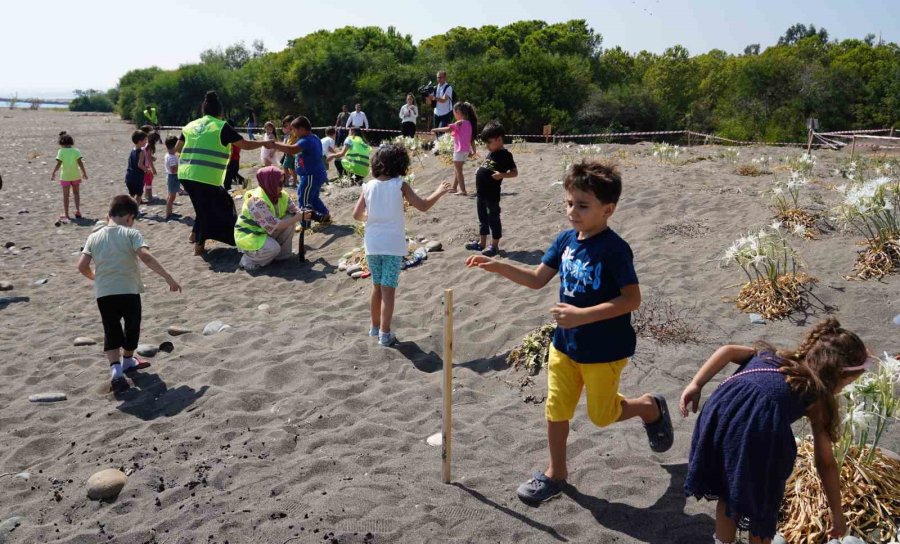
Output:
(56, 147), (83, 181)
(82, 225), (148, 298)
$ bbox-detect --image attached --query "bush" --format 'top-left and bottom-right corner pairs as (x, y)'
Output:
(69, 89), (114, 112)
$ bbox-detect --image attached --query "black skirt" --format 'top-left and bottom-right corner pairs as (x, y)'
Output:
(180, 179), (236, 246)
(401, 121), (416, 138)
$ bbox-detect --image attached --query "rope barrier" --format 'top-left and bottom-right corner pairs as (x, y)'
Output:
(822, 133), (900, 141)
(817, 128), (894, 136)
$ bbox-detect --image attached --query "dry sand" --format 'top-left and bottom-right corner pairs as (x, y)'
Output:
(0, 110), (897, 543)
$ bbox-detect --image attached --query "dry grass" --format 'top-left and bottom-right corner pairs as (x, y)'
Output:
(735, 163), (763, 176)
(733, 273), (818, 320)
(25, 150), (40, 161)
(847, 239), (900, 280)
(657, 221), (710, 239)
(507, 323), (555, 376)
(780, 440), (900, 544)
(775, 208), (820, 239)
(632, 296), (702, 344)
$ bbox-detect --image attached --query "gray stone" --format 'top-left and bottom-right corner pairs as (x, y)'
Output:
(350, 271), (365, 279)
(136, 344), (158, 357)
(158, 341), (174, 353)
(0, 282), (12, 291)
(346, 265), (363, 276)
(202, 321), (230, 336)
(749, 313), (766, 325)
(0, 516), (22, 542)
(86, 469), (127, 500)
(33, 278), (48, 286)
(257, 304), (270, 311)
(3, 242), (14, 249)
(28, 393), (67, 403)
(73, 337), (97, 346)
(894, 314), (900, 326)
(425, 241), (443, 252)
(167, 325), (191, 336)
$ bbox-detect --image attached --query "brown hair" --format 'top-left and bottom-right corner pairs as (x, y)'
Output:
(760, 317), (867, 442)
(370, 143), (408, 178)
(290, 116), (312, 132)
(109, 195), (139, 218)
(563, 159), (622, 204)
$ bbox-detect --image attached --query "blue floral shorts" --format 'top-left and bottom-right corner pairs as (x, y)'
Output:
(366, 254), (403, 288)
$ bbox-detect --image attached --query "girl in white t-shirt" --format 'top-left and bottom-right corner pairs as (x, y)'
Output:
(260, 121), (278, 166)
(352, 144), (451, 346)
(320, 127), (337, 175)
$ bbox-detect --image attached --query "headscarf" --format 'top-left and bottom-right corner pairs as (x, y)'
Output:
(256, 166), (284, 205)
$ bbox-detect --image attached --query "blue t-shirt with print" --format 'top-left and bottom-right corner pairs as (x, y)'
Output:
(541, 228), (639, 364)
(295, 134), (325, 176)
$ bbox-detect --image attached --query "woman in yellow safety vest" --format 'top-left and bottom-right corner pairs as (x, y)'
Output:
(234, 166), (309, 270)
(328, 127), (370, 184)
(174, 91), (270, 256)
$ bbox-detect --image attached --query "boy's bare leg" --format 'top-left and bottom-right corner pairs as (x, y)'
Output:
(617, 393), (660, 423)
(491, 237), (500, 250)
(104, 349), (120, 365)
(545, 419), (569, 481)
(479, 235), (488, 247)
(165, 193), (176, 218)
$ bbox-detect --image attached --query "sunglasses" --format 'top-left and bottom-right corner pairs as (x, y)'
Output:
(843, 356), (877, 373)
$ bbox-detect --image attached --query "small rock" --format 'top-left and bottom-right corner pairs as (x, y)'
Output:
(33, 278), (48, 286)
(893, 314), (900, 326)
(17, 209), (28, 214)
(426, 432), (442, 446)
(86, 469), (127, 501)
(337, 260), (347, 272)
(3, 242), (14, 249)
(425, 241), (443, 252)
(202, 321), (230, 336)
(749, 313), (766, 325)
(0, 516), (23, 538)
(351, 271), (365, 279)
(346, 265), (363, 276)
(73, 337), (97, 346)
(0, 282), (12, 291)
(136, 344), (158, 357)
(167, 325), (191, 336)
(257, 304), (270, 311)
(28, 393), (67, 403)
(158, 341), (174, 354)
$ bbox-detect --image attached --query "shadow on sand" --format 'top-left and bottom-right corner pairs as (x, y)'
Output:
(114, 370), (208, 421)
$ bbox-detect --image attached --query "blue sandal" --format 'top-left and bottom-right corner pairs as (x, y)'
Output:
(644, 394), (674, 453)
(464, 241), (484, 251)
(516, 470), (565, 504)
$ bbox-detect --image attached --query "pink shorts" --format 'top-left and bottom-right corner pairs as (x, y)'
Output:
(60, 179), (81, 188)
(144, 171), (153, 186)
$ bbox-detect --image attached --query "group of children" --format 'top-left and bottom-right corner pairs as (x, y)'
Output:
(69, 100), (869, 544)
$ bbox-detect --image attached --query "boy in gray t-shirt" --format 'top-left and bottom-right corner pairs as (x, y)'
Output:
(78, 195), (181, 393)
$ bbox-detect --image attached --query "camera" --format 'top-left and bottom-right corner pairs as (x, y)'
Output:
(417, 81), (437, 100)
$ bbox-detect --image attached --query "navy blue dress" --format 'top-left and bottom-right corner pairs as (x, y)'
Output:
(685, 352), (810, 539)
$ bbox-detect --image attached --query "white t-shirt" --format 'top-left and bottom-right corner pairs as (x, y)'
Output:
(164, 152), (178, 174)
(363, 177), (407, 256)
(434, 83), (453, 116)
(260, 133), (277, 163)
(321, 136), (336, 157)
(346, 111), (369, 129)
(399, 104), (418, 124)
(82, 225), (148, 298)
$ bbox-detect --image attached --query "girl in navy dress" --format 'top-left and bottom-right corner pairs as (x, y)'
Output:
(679, 318), (870, 544)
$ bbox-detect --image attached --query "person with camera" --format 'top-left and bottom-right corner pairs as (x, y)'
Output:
(429, 70), (453, 129)
(399, 94), (418, 138)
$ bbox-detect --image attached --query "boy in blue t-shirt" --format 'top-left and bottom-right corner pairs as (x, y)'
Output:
(270, 116), (330, 223)
(466, 158), (674, 504)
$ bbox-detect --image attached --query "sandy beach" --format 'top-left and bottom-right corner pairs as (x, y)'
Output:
(0, 109), (897, 544)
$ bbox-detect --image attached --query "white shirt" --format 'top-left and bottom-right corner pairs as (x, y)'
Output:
(363, 177), (407, 256)
(260, 133), (277, 163)
(399, 104), (418, 124)
(434, 83), (453, 116)
(346, 111), (369, 129)
(164, 152), (178, 174)
(320, 136), (336, 156)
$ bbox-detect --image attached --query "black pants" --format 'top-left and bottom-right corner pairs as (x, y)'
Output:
(181, 179), (237, 245)
(401, 121), (416, 137)
(97, 294), (141, 352)
(477, 193), (502, 239)
(335, 128), (348, 147)
(434, 112), (453, 129)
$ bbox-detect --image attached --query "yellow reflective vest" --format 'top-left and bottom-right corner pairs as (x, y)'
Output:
(234, 187), (290, 252)
(178, 115), (231, 186)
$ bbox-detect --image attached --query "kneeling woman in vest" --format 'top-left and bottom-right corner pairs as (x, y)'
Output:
(235, 166), (309, 270)
(329, 127), (370, 184)
(176, 91), (269, 256)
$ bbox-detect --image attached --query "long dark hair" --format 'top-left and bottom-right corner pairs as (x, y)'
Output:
(759, 318), (867, 442)
(454, 102), (478, 149)
(201, 91), (223, 117)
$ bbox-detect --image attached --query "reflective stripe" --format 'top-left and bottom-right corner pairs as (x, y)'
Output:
(180, 158), (228, 170)
(181, 147), (230, 159)
(242, 216), (262, 228)
(235, 225), (264, 236)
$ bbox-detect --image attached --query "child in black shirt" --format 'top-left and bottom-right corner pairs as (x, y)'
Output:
(466, 121), (517, 256)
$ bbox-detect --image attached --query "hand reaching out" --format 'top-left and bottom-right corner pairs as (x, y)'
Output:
(679, 382), (703, 417)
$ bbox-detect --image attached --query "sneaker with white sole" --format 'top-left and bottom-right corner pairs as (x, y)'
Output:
(378, 331), (397, 347)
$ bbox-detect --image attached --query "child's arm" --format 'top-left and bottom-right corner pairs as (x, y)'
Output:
(808, 401), (846, 539)
(352, 192), (367, 221)
(51, 160), (61, 180)
(401, 181), (452, 212)
(77, 158), (89, 180)
(431, 126), (451, 134)
(492, 168), (518, 181)
(329, 146), (349, 161)
(550, 283), (641, 329)
(679, 344), (757, 416)
(138, 151), (148, 173)
(136, 247), (182, 292)
(269, 140), (300, 155)
(77, 254), (94, 280)
(465, 256), (557, 290)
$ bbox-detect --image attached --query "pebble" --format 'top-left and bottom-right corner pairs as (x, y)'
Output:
(17, 209), (28, 214)
(136, 344), (159, 357)
(426, 432), (442, 446)
(28, 393), (67, 403)
(73, 337), (97, 346)
(346, 265), (363, 276)
(3, 242), (13, 249)
(337, 260), (347, 272)
(202, 320), (230, 336)
(425, 241), (443, 252)
(167, 325), (191, 336)
(257, 304), (270, 311)
(158, 341), (174, 353)
(33, 278), (48, 286)
(749, 313), (766, 325)
(0, 516), (22, 541)
(893, 314), (900, 326)
(86, 469), (127, 500)
(0, 282), (12, 291)
(350, 271), (365, 279)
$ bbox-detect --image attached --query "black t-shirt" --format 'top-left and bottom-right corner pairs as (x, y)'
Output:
(475, 148), (517, 197)
(178, 122), (242, 147)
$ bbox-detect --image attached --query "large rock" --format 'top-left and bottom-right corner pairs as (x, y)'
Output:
(73, 337), (97, 346)
(136, 344), (158, 357)
(202, 321), (230, 336)
(86, 469), (127, 500)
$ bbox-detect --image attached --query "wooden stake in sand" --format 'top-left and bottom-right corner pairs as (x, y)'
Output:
(442, 288), (453, 483)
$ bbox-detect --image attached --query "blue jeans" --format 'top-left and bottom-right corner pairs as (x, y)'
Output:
(297, 171), (329, 217)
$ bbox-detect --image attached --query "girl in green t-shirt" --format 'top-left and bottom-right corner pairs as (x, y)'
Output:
(50, 131), (88, 221)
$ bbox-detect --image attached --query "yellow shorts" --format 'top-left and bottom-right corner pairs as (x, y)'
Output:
(545, 345), (628, 427)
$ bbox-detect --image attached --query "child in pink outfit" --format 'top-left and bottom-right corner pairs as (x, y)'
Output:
(432, 102), (478, 195)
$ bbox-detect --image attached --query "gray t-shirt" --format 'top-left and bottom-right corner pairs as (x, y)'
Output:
(82, 225), (148, 298)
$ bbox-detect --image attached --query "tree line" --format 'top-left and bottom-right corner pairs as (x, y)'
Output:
(90, 20), (897, 141)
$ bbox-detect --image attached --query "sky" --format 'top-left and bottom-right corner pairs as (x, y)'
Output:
(2, 0), (898, 97)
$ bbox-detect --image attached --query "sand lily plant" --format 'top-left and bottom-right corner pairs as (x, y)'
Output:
(651, 142), (680, 163)
(721, 225), (816, 319)
(835, 175), (900, 278)
(771, 169), (818, 238)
